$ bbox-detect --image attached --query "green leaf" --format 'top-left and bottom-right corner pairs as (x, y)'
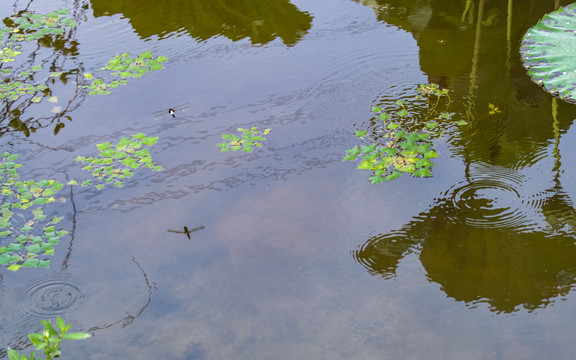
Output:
(0, 254), (12, 265)
(7, 347), (25, 360)
(378, 112), (391, 121)
(371, 106), (382, 112)
(396, 164), (415, 173)
(413, 168), (433, 177)
(424, 150), (439, 159)
(142, 136), (158, 145)
(8, 264), (21, 271)
(97, 142), (111, 151)
(521, 3), (576, 103)
(369, 175), (387, 184)
(40, 320), (58, 337)
(120, 157), (140, 169)
(26, 244), (41, 253)
(354, 130), (367, 137)
(397, 109), (409, 117)
(22, 258), (39, 267)
(385, 171), (403, 181)
(37, 259), (50, 268)
(56, 316), (66, 332)
(360, 144), (377, 153)
(63, 332), (92, 340)
(346, 146), (362, 156)
(29, 332), (44, 347)
(456, 120), (468, 126)
(357, 160), (375, 170)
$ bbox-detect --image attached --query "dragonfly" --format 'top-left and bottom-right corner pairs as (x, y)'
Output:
(152, 102), (190, 120)
(167, 225), (205, 239)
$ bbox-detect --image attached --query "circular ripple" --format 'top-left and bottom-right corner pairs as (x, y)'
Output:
(438, 165), (540, 231)
(352, 230), (417, 279)
(15, 274), (85, 320)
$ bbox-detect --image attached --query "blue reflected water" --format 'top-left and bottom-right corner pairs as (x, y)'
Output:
(2, 0), (576, 359)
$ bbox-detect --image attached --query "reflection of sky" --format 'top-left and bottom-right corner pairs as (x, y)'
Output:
(3, 0), (576, 359)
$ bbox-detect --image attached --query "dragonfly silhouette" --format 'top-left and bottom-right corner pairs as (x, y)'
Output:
(153, 103), (190, 119)
(167, 225), (205, 239)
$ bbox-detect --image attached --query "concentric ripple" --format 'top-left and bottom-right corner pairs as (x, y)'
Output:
(438, 164), (540, 232)
(352, 230), (418, 279)
(14, 274), (85, 320)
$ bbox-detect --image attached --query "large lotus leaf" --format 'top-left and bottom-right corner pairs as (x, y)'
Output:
(521, 3), (576, 104)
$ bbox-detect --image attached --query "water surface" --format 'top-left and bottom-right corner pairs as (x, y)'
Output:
(2, 0), (576, 359)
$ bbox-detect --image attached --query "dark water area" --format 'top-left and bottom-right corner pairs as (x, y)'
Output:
(1, 0), (576, 359)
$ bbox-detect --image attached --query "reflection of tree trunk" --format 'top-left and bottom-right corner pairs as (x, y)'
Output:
(552, 97), (561, 179)
(505, 0), (513, 76)
(555, 0), (561, 10)
(465, 0), (485, 123)
(461, 0), (474, 23)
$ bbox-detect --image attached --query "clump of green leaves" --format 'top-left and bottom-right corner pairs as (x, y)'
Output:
(2, 9), (78, 44)
(217, 127), (271, 152)
(7, 316), (91, 360)
(344, 83), (465, 184)
(0, 133), (164, 271)
(83, 51), (168, 95)
(0, 152), (67, 271)
(0, 9), (78, 104)
(0, 64), (47, 101)
(71, 133), (163, 189)
(0, 47), (22, 63)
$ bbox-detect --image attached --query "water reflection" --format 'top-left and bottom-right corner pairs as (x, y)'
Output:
(353, 173), (576, 313)
(351, 0), (576, 313)
(91, 0), (313, 46)
(0, 184), (156, 358)
(0, 1), (89, 138)
(357, 0), (576, 169)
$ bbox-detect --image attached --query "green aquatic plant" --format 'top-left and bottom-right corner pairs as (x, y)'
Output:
(83, 51), (168, 95)
(0, 47), (21, 63)
(217, 127), (271, 152)
(71, 133), (163, 189)
(7, 316), (91, 360)
(0, 9), (78, 105)
(0, 152), (67, 271)
(1, 9), (78, 45)
(0, 133), (163, 271)
(0, 64), (47, 101)
(521, 3), (576, 103)
(344, 83), (465, 184)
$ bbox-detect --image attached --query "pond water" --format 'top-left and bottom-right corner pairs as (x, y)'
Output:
(2, 0), (576, 359)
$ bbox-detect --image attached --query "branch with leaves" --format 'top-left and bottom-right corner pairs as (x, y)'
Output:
(7, 317), (91, 360)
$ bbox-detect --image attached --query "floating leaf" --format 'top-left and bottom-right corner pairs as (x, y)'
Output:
(521, 4), (576, 103)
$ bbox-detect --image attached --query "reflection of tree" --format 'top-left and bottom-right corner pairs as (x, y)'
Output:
(354, 188), (576, 313)
(350, 0), (576, 313)
(355, 0), (576, 169)
(0, 1), (90, 137)
(91, 0), (312, 46)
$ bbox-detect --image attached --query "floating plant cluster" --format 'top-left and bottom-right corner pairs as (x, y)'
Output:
(344, 83), (466, 184)
(217, 127), (271, 152)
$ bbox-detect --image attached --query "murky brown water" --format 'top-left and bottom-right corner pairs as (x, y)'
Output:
(2, 0), (576, 359)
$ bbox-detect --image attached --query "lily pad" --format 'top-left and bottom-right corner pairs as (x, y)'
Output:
(521, 4), (576, 103)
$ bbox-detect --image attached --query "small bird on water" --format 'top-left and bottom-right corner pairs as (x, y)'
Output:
(168, 108), (175, 118)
